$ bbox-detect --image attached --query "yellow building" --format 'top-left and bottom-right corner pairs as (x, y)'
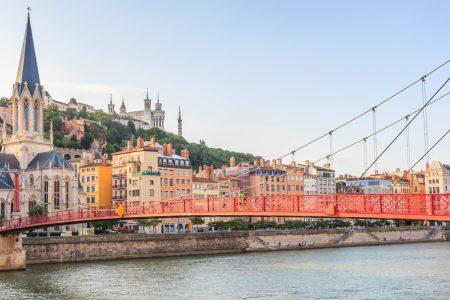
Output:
(80, 163), (112, 207)
(111, 137), (161, 204)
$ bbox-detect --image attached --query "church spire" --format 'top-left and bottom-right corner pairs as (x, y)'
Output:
(16, 8), (40, 94)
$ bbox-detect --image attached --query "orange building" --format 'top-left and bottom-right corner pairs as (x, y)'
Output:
(79, 163), (112, 207)
(158, 144), (192, 200)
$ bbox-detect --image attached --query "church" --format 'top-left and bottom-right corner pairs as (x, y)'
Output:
(0, 13), (82, 221)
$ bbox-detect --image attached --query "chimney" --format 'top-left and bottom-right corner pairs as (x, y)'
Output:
(206, 166), (212, 179)
(259, 158), (265, 166)
(137, 136), (144, 148)
(276, 158), (282, 166)
(127, 140), (131, 150)
(163, 144), (168, 155)
(167, 144), (173, 156)
(253, 159), (259, 166)
(150, 137), (156, 147)
(230, 156), (236, 167)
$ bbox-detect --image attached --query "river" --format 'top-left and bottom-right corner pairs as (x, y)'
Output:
(0, 242), (449, 299)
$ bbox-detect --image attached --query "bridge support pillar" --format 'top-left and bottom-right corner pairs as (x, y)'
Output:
(0, 234), (26, 271)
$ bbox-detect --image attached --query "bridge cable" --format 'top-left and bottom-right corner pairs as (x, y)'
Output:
(311, 92), (449, 165)
(336, 77), (450, 203)
(405, 115), (411, 170)
(387, 128), (449, 194)
(363, 138), (368, 171)
(372, 108), (378, 174)
(422, 77), (430, 164)
(217, 88), (448, 199)
(166, 61), (450, 202)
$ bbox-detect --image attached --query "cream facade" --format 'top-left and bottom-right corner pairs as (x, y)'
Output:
(111, 138), (161, 203)
(425, 161), (450, 194)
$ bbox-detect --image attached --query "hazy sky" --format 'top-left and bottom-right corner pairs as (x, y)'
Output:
(0, 1), (449, 175)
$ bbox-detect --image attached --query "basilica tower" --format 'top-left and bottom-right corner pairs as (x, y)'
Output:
(143, 88), (152, 123)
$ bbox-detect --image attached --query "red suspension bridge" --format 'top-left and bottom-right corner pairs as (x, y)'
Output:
(1, 193), (449, 233)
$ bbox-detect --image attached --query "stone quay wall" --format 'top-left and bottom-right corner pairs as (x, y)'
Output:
(23, 227), (450, 265)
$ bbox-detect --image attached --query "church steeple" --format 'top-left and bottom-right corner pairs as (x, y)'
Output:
(177, 106), (182, 136)
(120, 98), (127, 115)
(107, 94), (115, 114)
(16, 9), (40, 95)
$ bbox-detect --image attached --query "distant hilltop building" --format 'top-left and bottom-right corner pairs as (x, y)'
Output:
(107, 90), (181, 134)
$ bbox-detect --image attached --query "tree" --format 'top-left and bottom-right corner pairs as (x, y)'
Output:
(44, 104), (63, 131)
(0, 97), (9, 106)
(28, 204), (47, 217)
(137, 218), (162, 233)
(92, 220), (119, 234)
(77, 107), (88, 119)
(190, 217), (205, 231)
(80, 132), (93, 149)
(127, 120), (136, 135)
(65, 108), (77, 121)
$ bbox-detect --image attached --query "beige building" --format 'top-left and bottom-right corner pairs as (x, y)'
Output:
(111, 137), (161, 204)
(425, 161), (450, 194)
(192, 176), (219, 199)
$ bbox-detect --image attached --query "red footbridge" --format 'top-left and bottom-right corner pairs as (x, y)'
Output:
(1, 194), (449, 234)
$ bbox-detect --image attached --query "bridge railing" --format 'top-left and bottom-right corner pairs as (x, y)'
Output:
(0, 194), (449, 233)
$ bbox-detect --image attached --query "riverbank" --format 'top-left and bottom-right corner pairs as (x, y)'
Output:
(23, 226), (450, 264)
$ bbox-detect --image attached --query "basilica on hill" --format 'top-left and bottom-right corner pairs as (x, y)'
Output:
(0, 13), (82, 221)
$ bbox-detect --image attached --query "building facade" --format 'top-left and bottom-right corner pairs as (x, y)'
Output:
(0, 13), (80, 227)
(111, 138), (161, 203)
(80, 163), (112, 207)
(157, 144), (192, 200)
(425, 161), (450, 194)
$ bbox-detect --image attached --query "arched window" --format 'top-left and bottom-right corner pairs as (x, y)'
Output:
(54, 177), (60, 210)
(44, 176), (49, 206)
(28, 196), (36, 213)
(34, 100), (39, 132)
(24, 99), (29, 131)
(0, 199), (5, 219)
(65, 177), (70, 209)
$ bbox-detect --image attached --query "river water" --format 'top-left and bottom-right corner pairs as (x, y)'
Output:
(0, 242), (449, 299)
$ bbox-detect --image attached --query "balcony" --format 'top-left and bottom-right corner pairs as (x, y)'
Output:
(112, 184), (127, 189)
(113, 196), (127, 202)
(112, 173), (127, 179)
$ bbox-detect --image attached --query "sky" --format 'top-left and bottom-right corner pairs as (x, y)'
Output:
(0, 0), (449, 175)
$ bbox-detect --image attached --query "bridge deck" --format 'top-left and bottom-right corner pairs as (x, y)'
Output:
(1, 194), (449, 233)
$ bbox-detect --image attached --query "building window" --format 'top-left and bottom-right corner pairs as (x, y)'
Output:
(34, 100), (39, 132)
(44, 179), (49, 205)
(54, 180), (60, 209)
(65, 181), (69, 209)
(24, 99), (29, 131)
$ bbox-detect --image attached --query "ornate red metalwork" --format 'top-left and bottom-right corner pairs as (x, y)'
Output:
(0, 194), (449, 233)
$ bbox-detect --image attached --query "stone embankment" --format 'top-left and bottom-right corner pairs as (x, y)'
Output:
(23, 226), (450, 265)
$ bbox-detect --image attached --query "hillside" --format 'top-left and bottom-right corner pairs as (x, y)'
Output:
(44, 104), (257, 168)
